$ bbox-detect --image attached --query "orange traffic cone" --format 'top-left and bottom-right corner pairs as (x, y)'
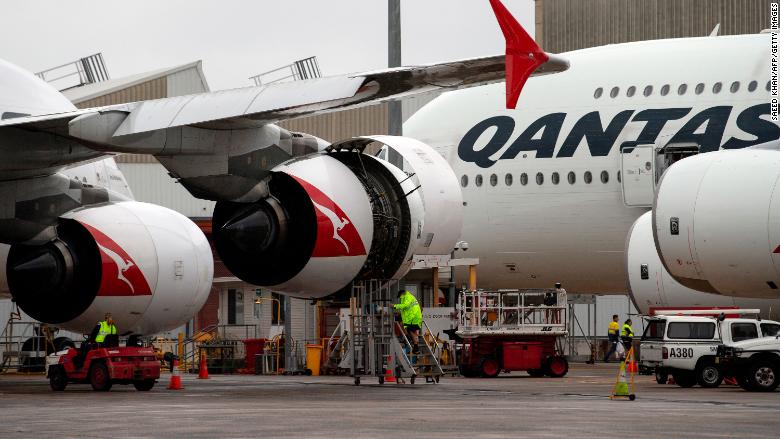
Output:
(198, 353), (209, 380)
(627, 360), (638, 374)
(168, 358), (183, 390)
(384, 355), (396, 383)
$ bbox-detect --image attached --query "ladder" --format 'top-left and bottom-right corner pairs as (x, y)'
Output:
(347, 279), (443, 385)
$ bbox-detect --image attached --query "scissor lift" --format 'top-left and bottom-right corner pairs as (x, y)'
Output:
(456, 289), (569, 378)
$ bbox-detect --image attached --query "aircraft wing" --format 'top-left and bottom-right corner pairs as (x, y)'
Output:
(0, 52), (567, 138)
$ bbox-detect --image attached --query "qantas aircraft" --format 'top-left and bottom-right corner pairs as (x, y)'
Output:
(0, 0), (778, 339)
(404, 1), (780, 316)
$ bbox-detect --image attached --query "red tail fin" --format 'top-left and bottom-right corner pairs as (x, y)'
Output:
(489, 0), (548, 109)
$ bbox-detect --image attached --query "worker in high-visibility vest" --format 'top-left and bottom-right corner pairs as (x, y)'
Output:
(603, 314), (620, 363)
(621, 319), (635, 352)
(91, 313), (118, 346)
(394, 290), (422, 354)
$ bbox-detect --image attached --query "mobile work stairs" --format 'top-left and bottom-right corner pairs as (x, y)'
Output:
(338, 280), (443, 385)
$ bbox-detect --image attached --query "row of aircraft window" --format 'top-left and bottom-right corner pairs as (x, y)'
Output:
(594, 80), (770, 99)
(461, 170), (620, 188)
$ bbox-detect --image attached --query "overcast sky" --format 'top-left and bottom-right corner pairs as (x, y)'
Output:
(0, 0), (534, 91)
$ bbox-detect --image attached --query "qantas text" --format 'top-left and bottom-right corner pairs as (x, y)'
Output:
(458, 104), (779, 168)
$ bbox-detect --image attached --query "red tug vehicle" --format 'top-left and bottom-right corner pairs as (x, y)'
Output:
(456, 289), (569, 378)
(46, 343), (160, 391)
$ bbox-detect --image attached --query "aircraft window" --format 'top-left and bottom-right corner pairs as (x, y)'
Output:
(626, 86), (636, 97)
(475, 175), (483, 187)
(610, 87), (619, 98)
(520, 173), (528, 186)
(536, 172), (544, 185)
(505, 173), (513, 186)
(460, 175), (468, 187)
(567, 171), (576, 184)
(695, 83), (705, 94)
(584, 171), (593, 184)
(677, 84), (687, 95)
(600, 170), (609, 183)
(748, 80), (758, 92)
(551, 172), (560, 185)
(712, 82), (722, 93)
(594, 87), (603, 98)
(730, 81), (740, 93)
(768, 81), (772, 91)
(660, 84), (670, 96)
(490, 174), (498, 186)
(643, 85), (653, 97)
(617, 171), (621, 183)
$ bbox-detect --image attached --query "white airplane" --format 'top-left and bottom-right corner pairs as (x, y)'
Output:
(404, 1), (780, 316)
(0, 0), (777, 340)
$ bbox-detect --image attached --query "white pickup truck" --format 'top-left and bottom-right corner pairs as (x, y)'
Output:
(640, 313), (780, 388)
(717, 336), (780, 392)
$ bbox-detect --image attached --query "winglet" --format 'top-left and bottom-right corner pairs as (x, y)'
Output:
(489, 0), (548, 109)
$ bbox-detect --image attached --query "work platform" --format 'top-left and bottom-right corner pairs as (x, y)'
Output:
(456, 289), (569, 378)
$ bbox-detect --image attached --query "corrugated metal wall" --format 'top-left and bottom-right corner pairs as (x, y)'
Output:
(118, 163), (215, 218)
(75, 77), (167, 109)
(278, 104), (388, 142)
(167, 65), (210, 96)
(538, 0), (773, 52)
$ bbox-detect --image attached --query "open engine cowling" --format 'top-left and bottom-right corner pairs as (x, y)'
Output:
(6, 201), (213, 334)
(213, 135), (463, 297)
(627, 211), (780, 319)
(653, 148), (780, 298)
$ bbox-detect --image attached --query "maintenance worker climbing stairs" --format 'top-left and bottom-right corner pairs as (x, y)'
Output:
(394, 290), (422, 354)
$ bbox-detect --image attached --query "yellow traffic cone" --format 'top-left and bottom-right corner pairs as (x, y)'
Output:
(610, 347), (636, 401)
(614, 361), (629, 397)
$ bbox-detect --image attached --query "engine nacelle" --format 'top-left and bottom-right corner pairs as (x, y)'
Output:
(213, 135), (463, 297)
(653, 148), (780, 298)
(628, 211), (780, 320)
(6, 201), (213, 334)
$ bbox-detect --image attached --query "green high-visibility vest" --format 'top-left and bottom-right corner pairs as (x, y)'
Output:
(621, 323), (634, 338)
(394, 292), (422, 326)
(95, 321), (117, 343)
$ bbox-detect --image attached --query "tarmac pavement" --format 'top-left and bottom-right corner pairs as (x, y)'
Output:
(1, 363), (778, 438)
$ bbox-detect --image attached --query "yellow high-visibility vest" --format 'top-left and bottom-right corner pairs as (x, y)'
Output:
(95, 321), (117, 343)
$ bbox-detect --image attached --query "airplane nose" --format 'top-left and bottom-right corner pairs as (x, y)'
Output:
(221, 203), (279, 255)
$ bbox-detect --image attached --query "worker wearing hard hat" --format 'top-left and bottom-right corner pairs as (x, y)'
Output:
(621, 319), (635, 352)
(394, 290), (422, 354)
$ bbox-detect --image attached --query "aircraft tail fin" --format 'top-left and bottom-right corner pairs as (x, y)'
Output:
(489, 0), (549, 109)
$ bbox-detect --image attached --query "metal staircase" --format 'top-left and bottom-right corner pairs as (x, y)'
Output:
(347, 279), (442, 385)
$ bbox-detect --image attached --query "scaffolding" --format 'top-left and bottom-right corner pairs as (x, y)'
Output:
(0, 310), (57, 373)
(346, 279), (443, 385)
(35, 53), (110, 91)
(249, 56), (321, 86)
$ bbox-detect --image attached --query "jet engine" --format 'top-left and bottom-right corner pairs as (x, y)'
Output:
(4, 201), (213, 334)
(628, 211), (780, 319)
(652, 148), (780, 298)
(213, 135), (463, 297)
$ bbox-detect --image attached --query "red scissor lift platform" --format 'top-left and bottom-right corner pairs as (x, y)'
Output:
(456, 289), (569, 378)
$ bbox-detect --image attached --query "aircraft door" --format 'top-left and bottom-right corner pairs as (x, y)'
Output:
(621, 144), (655, 207)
